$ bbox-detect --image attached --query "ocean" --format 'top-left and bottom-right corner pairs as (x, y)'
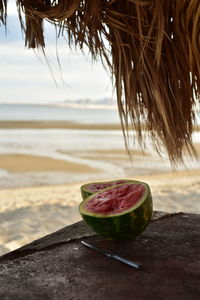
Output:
(0, 103), (199, 188)
(0, 103), (120, 123)
(0, 104), (126, 188)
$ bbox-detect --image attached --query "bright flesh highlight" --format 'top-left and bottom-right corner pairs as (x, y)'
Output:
(85, 184), (144, 214)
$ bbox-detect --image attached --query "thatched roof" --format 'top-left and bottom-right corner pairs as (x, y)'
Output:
(1, 0), (200, 163)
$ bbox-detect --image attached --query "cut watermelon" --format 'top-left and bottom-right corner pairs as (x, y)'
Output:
(81, 179), (133, 200)
(79, 181), (153, 241)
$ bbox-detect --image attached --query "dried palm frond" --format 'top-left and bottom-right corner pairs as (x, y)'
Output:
(0, 0), (7, 24)
(1, 0), (200, 163)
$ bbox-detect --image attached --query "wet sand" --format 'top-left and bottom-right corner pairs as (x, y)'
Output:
(0, 154), (99, 173)
(0, 120), (199, 131)
(0, 120), (121, 130)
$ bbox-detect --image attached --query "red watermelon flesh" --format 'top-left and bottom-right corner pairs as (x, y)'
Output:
(86, 180), (129, 193)
(86, 183), (145, 214)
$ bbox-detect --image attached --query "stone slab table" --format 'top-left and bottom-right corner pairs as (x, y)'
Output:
(0, 212), (199, 300)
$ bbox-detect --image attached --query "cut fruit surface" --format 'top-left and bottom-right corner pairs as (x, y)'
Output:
(79, 180), (153, 241)
(81, 179), (132, 200)
(86, 184), (145, 214)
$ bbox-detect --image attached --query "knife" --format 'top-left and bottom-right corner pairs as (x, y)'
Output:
(81, 240), (142, 270)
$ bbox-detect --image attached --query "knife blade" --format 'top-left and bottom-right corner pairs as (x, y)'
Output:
(81, 240), (142, 270)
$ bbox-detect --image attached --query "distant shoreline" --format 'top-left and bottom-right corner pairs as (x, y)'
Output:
(0, 102), (118, 110)
(0, 121), (199, 132)
(0, 121), (122, 130)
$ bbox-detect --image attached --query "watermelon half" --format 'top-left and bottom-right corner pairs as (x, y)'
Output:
(80, 179), (133, 200)
(79, 181), (153, 241)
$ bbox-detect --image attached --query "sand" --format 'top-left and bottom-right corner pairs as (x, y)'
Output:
(0, 129), (200, 256)
(0, 183), (82, 255)
(0, 165), (200, 255)
(0, 154), (99, 173)
(0, 120), (121, 130)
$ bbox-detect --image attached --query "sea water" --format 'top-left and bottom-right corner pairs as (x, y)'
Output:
(0, 103), (120, 123)
(0, 104), (199, 188)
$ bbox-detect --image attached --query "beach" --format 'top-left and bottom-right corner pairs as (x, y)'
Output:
(0, 105), (200, 256)
(0, 155), (200, 256)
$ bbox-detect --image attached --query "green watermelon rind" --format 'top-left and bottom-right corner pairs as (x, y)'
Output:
(79, 181), (153, 241)
(80, 179), (135, 200)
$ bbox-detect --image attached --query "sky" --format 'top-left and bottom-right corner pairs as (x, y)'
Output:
(0, 1), (114, 104)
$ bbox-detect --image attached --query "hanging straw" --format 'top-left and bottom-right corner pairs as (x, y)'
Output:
(1, 0), (199, 163)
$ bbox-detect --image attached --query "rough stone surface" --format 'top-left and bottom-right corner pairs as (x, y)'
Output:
(0, 212), (199, 300)
(0, 211), (168, 257)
